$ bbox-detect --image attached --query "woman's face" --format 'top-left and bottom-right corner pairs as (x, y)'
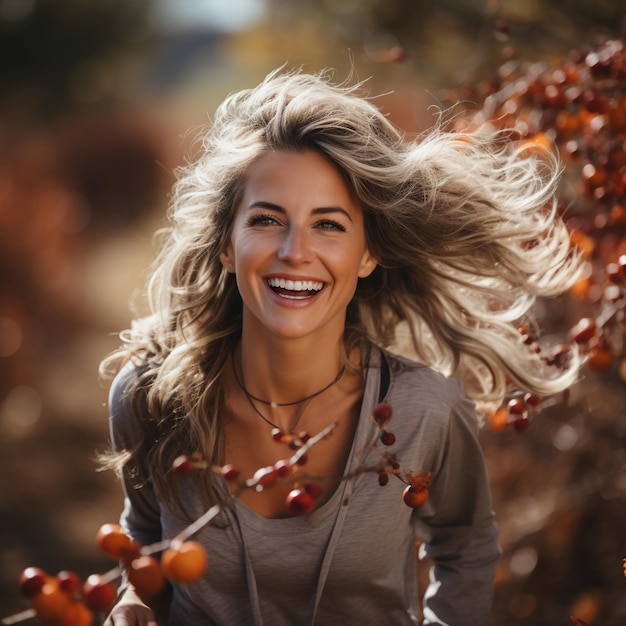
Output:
(220, 149), (377, 343)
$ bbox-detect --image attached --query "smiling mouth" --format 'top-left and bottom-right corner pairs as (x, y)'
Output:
(267, 277), (324, 299)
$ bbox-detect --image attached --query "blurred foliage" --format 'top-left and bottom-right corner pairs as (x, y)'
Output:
(261, 0), (625, 83)
(0, 0), (154, 118)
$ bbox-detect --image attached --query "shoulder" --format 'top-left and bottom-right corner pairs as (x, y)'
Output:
(383, 350), (467, 410)
(108, 359), (150, 448)
(377, 350), (481, 473)
(109, 359), (145, 411)
(378, 350), (479, 443)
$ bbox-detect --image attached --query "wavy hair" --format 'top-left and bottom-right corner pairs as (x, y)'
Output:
(101, 68), (582, 506)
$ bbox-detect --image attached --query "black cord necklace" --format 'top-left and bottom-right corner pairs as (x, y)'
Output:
(232, 353), (345, 432)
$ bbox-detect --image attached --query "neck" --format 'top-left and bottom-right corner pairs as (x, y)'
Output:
(238, 326), (346, 407)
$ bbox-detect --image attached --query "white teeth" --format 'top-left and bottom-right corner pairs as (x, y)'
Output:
(268, 277), (323, 292)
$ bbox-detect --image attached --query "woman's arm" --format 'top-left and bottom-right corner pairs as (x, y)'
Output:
(106, 364), (170, 624)
(415, 396), (500, 626)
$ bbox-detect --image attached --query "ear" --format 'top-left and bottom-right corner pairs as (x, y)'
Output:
(220, 244), (236, 273)
(357, 248), (377, 278)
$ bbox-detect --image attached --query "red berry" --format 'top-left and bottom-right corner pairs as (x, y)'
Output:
(298, 431), (311, 444)
(513, 416), (530, 432)
(288, 438), (302, 450)
(172, 455), (194, 476)
(606, 262), (623, 284)
(373, 402), (393, 426)
(221, 464), (240, 481)
(19, 567), (48, 597)
(402, 485), (428, 508)
(570, 317), (597, 344)
(57, 570), (81, 595)
(380, 431), (396, 446)
(82, 574), (116, 612)
(273, 459), (292, 479)
(285, 488), (315, 515)
(294, 452), (308, 466)
(252, 466), (278, 488)
(523, 392), (541, 407)
(378, 470), (389, 486)
(507, 398), (526, 416)
(271, 427), (286, 442)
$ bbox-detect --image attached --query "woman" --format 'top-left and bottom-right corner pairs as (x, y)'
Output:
(101, 69), (581, 625)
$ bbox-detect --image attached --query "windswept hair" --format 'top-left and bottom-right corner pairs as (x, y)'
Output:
(101, 68), (582, 506)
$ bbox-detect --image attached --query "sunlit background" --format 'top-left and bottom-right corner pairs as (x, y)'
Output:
(1, 1), (625, 624)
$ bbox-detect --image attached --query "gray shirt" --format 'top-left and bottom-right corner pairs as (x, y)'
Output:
(110, 349), (500, 625)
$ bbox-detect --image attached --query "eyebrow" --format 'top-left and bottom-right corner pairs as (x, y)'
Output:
(247, 201), (354, 222)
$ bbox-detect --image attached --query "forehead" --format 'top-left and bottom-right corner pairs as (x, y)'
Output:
(240, 149), (357, 206)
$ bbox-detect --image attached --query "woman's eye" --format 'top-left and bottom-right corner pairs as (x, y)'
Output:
(316, 219), (347, 232)
(247, 214), (281, 227)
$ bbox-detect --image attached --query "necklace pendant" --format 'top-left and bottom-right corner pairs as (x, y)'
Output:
(270, 401), (278, 409)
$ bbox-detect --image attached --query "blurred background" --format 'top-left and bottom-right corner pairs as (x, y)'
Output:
(0, 1), (625, 624)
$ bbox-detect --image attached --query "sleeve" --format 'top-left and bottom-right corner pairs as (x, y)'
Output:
(108, 363), (163, 548)
(414, 394), (500, 626)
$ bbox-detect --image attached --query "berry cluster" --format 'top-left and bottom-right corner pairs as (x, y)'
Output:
(370, 402), (431, 508)
(174, 403), (430, 515)
(448, 26), (626, 610)
(11, 522), (208, 626)
(176, 419), (339, 517)
(16, 568), (105, 626)
(446, 35), (626, 432)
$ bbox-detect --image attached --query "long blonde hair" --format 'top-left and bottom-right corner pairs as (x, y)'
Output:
(101, 68), (581, 505)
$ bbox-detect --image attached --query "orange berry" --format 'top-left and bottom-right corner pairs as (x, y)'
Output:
(489, 407), (509, 430)
(96, 523), (141, 561)
(569, 276), (592, 298)
(161, 541), (208, 584)
(128, 555), (166, 601)
(587, 347), (614, 372)
(569, 230), (595, 259)
(519, 131), (552, 154)
(32, 579), (72, 624)
(402, 485), (429, 508)
(57, 602), (94, 626)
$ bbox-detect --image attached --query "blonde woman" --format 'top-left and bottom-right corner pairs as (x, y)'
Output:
(101, 69), (581, 626)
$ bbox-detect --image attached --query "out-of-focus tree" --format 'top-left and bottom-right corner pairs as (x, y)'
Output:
(261, 0), (623, 79)
(0, 0), (155, 118)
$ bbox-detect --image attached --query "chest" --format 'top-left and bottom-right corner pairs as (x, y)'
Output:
(163, 450), (417, 625)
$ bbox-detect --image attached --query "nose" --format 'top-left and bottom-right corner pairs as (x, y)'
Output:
(276, 224), (312, 264)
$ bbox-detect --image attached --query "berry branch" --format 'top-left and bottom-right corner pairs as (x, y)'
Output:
(3, 403), (431, 625)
